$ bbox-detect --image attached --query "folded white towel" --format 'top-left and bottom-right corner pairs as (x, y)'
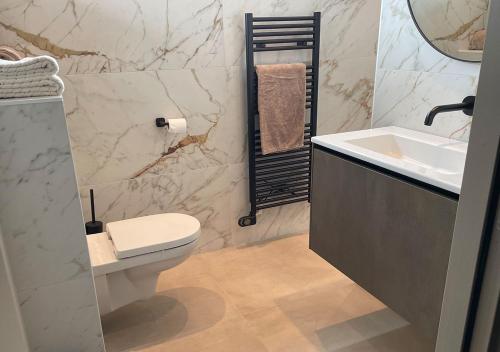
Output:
(0, 55), (59, 78)
(0, 75), (64, 99)
(0, 74), (62, 87)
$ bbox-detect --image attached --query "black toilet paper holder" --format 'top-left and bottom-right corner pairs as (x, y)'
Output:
(155, 117), (169, 128)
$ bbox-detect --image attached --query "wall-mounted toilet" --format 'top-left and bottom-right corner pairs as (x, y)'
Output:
(86, 213), (200, 315)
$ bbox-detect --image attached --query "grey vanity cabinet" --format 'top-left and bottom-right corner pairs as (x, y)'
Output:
(309, 146), (458, 345)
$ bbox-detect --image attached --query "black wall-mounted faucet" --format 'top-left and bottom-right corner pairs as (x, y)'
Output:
(424, 96), (476, 126)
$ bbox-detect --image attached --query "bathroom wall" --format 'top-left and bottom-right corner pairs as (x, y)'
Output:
(372, 0), (482, 141)
(408, 0), (488, 62)
(0, 225), (30, 352)
(0, 98), (104, 351)
(0, 0), (381, 252)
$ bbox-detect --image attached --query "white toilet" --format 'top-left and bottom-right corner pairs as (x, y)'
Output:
(86, 213), (200, 315)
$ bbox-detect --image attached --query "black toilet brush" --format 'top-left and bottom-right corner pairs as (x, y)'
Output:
(85, 189), (103, 235)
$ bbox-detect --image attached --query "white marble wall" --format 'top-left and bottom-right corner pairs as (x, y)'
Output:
(0, 225), (30, 352)
(0, 0), (381, 251)
(0, 98), (104, 351)
(409, 0), (488, 60)
(372, 0), (482, 141)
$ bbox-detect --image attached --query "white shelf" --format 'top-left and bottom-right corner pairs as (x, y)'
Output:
(458, 49), (483, 54)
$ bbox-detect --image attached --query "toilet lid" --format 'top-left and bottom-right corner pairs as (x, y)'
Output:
(106, 213), (201, 259)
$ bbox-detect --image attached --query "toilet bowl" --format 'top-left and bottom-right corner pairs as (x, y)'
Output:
(86, 213), (200, 315)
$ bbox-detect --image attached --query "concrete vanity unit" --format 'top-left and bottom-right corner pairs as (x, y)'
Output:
(309, 127), (468, 346)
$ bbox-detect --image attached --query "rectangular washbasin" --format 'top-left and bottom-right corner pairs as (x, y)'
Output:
(311, 126), (468, 194)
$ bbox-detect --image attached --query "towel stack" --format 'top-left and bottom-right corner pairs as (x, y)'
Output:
(0, 55), (64, 99)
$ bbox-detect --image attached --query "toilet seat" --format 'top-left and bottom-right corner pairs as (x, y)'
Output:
(107, 213), (201, 259)
(87, 213), (200, 277)
(86, 213), (200, 315)
(87, 232), (198, 277)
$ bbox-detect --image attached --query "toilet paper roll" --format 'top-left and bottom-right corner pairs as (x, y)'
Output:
(167, 118), (187, 134)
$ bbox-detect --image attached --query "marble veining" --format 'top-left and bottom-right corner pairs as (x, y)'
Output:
(80, 166), (234, 253)
(2, 0), (382, 252)
(0, 101), (90, 291)
(377, 0), (482, 76)
(373, 69), (477, 141)
(372, 0), (481, 142)
(0, 0), (224, 74)
(223, 0), (380, 67)
(63, 67), (234, 185)
(409, 0), (488, 60)
(318, 57), (375, 135)
(0, 98), (103, 351)
(18, 274), (104, 352)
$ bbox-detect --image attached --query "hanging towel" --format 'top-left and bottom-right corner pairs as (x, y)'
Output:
(256, 63), (306, 155)
(0, 55), (59, 78)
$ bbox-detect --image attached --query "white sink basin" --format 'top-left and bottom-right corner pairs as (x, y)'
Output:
(312, 126), (468, 194)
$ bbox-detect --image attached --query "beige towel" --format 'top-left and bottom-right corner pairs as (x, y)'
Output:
(0, 45), (24, 61)
(469, 29), (486, 51)
(256, 63), (306, 155)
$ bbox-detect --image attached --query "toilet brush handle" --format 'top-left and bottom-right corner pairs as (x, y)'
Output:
(90, 189), (96, 223)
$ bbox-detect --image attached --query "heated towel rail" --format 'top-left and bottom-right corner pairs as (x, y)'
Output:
(238, 12), (321, 227)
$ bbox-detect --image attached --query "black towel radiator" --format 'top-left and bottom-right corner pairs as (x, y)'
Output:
(238, 12), (321, 227)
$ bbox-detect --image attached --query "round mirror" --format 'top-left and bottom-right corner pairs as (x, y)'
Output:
(407, 0), (489, 62)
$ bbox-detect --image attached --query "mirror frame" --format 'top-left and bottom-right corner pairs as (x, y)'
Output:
(407, 0), (482, 63)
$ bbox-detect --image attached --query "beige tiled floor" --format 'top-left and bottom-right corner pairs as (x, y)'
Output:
(102, 234), (432, 352)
